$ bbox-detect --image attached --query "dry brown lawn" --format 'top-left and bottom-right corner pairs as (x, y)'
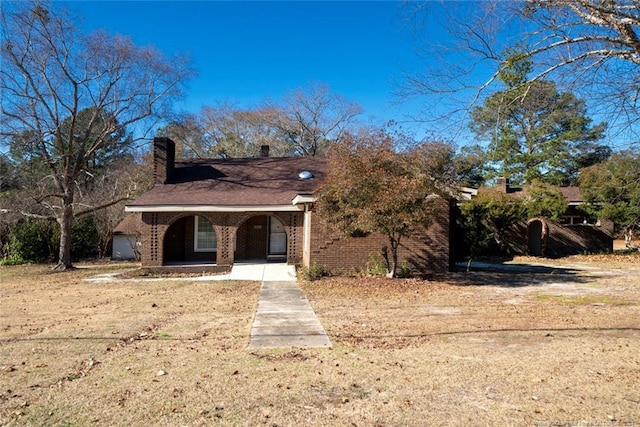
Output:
(1, 255), (639, 426)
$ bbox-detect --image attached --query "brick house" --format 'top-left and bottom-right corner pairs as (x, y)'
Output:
(463, 178), (614, 257)
(124, 137), (453, 274)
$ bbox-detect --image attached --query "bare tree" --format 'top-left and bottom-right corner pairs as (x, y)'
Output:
(85, 158), (152, 259)
(402, 0), (640, 145)
(199, 105), (291, 158)
(264, 81), (363, 156)
(0, 2), (194, 269)
(161, 82), (363, 158)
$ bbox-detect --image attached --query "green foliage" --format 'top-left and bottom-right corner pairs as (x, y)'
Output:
(522, 181), (568, 220)
(362, 253), (388, 277)
(579, 151), (640, 244)
(396, 260), (411, 279)
(459, 200), (495, 259)
(0, 154), (18, 192)
(70, 217), (100, 261)
(0, 251), (26, 266)
(2, 217), (100, 264)
(299, 263), (328, 282)
(7, 219), (56, 263)
(460, 190), (526, 256)
(497, 46), (532, 89)
(470, 79), (607, 186)
(452, 144), (488, 188)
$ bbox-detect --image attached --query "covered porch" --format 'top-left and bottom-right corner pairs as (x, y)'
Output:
(131, 208), (308, 270)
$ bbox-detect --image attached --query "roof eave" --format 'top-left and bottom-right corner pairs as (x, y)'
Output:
(292, 194), (316, 205)
(125, 204), (305, 213)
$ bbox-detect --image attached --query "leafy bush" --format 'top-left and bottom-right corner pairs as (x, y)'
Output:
(71, 217), (100, 260)
(362, 253), (387, 277)
(7, 219), (56, 263)
(2, 217), (100, 264)
(396, 260), (412, 278)
(299, 263), (328, 282)
(0, 250), (26, 266)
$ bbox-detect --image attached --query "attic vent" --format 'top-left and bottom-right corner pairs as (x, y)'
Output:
(298, 171), (314, 180)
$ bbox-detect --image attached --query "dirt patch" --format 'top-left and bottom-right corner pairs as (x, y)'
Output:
(1, 257), (639, 426)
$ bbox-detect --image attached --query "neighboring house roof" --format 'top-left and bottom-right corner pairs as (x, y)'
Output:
(126, 157), (327, 212)
(113, 213), (142, 235)
(472, 177), (585, 205)
(559, 187), (584, 204)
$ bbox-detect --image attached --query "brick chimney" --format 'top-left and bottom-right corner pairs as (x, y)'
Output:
(261, 145), (270, 158)
(154, 137), (175, 185)
(496, 176), (509, 193)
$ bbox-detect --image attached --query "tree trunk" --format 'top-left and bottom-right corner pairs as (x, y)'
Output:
(624, 228), (639, 251)
(54, 202), (74, 270)
(384, 237), (400, 278)
(624, 229), (633, 249)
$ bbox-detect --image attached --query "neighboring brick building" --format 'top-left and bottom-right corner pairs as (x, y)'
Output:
(460, 178), (614, 258)
(124, 137), (453, 274)
(511, 184), (613, 257)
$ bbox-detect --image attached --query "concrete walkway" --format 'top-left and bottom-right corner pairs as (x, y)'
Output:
(86, 262), (331, 349)
(248, 280), (332, 349)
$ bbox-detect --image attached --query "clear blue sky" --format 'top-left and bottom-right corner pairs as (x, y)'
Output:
(63, 1), (436, 132)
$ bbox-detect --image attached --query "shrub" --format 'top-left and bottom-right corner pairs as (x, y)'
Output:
(8, 219), (55, 263)
(396, 260), (412, 278)
(299, 263), (327, 282)
(71, 217), (100, 260)
(362, 252), (387, 277)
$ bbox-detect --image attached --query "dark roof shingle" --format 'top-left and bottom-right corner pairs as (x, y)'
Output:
(128, 156), (327, 207)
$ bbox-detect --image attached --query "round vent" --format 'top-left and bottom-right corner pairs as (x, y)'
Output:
(298, 171), (314, 180)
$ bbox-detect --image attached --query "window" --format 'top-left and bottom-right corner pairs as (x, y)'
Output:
(194, 216), (217, 252)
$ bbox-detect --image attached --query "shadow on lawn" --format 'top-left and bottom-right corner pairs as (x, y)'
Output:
(445, 261), (591, 288)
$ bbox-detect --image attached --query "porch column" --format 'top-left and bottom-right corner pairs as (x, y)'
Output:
(141, 212), (163, 267)
(216, 225), (235, 266)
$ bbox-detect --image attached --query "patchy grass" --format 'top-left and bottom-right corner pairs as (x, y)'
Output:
(1, 256), (639, 426)
(536, 294), (630, 306)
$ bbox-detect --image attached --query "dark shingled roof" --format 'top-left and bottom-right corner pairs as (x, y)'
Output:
(559, 187), (583, 203)
(113, 213), (142, 235)
(127, 156), (327, 207)
(477, 185), (584, 203)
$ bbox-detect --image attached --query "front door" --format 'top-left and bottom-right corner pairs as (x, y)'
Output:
(243, 216), (268, 260)
(268, 217), (287, 258)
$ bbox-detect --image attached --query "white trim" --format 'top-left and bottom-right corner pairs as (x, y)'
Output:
(303, 207), (311, 264)
(125, 204), (304, 213)
(292, 194), (316, 205)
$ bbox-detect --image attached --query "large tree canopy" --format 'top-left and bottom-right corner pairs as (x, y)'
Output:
(316, 127), (457, 277)
(0, 2), (194, 268)
(579, 151), (640, 249)
(470, 78), (608, 185)
(403, 0), (640, 144)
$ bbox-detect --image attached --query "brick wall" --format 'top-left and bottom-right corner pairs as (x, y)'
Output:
(505, 218), (614, 257)
(306, 197), (452, 275)
(153, 137), (175, 185)
(140, 211), (304, 267)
